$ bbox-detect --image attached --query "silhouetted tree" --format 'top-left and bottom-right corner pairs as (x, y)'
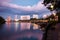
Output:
(0, 16), (5, 24)
(43, 0), (60, 22)
(42, 0), (60, 40)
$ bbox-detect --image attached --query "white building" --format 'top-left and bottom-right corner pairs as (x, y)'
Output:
(33, 14), (38, 19)
(14, 15), (19, 21)
(20, 15), (30, 20)
(43, 15), (48, 19)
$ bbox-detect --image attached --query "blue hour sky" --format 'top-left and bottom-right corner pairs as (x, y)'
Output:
(0, 0), (51, 19)
(11, 0), (40, 6)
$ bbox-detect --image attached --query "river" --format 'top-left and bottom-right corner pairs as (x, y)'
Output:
(0, 22), (44, 40)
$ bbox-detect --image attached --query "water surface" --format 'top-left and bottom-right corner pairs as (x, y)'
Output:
(0, 22), (44, 40)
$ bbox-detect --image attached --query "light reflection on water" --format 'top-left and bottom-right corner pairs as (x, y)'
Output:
(33, 24), (40, 30)
(5, 22), (41, 32)
(6, 22), (11, 31)
(20, 22), (31, 31)
(14, 22), (19, 32)
(0, 22), (44, 40)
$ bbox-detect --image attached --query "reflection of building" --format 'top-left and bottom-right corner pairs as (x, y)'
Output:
(6, 22), (11, 31)
(53, 13), (58, 21)
(33, 14), (38, 19)
(14, 22), (19, 31)
(20, 23), (31, 30)
(33, 24), (39, 30)
(20, 15), (30, 20)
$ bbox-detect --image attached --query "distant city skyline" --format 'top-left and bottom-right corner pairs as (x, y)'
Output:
(6, 14), (49, 21)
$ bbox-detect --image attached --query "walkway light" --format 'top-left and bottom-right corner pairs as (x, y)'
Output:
(50, 5), (54, 10)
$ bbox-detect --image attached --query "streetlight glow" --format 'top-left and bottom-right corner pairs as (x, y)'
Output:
(50, 5), (54, 9)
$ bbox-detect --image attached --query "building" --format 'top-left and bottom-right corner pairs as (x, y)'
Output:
(33, 14), (38, 19)
(6, 16), (11, 22)
(43, 15), (48, 19)
(20, 15), (30, 20)
(14, 15), (19, 21)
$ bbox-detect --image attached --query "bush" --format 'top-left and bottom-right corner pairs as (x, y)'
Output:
(0, 16), (5, 24)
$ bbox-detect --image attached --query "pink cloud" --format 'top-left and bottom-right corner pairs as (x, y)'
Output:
(1, 0), (49, 12)
(0, 0), (11, 2)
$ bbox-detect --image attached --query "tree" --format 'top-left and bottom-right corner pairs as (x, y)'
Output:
(0, 16), (5, 24)
(43, 0), (60, 22)
(42, 0), (60, 40)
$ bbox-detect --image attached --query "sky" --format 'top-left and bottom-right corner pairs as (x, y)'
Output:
(0, 0), (51, 19)
(11, 0), (40, 6)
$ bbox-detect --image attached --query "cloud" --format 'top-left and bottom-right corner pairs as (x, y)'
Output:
(0, 0), (52, 20)
(0, 0), (11, 2)
(0, 0), (11, 6)
(0, 0), (48, 12)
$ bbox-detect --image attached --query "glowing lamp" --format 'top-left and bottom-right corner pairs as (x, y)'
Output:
(50, 5), (54, 9)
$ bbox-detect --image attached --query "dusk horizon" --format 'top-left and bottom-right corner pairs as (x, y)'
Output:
(0, 0), (51, 19)
(0, 0), (60, 40)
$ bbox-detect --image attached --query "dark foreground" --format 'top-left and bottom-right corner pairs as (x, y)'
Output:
(43, 23), (60, 40)
(0, 22), (60, 40)
(0, 22), (44, 40)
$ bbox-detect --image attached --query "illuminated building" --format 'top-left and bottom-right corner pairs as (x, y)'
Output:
(20, 15), (30, 20)
(6, 22), (11, 31)
(52, 11), (56, 16)
(6, 16), (11, 22)
(14, 15), (19, 21)
(55, 16), (58, 21)
(33, 14), (38, 19)
(43, 15), (48, 19)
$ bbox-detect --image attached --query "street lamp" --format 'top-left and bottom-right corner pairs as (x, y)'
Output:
(50, 4), (54, 10)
